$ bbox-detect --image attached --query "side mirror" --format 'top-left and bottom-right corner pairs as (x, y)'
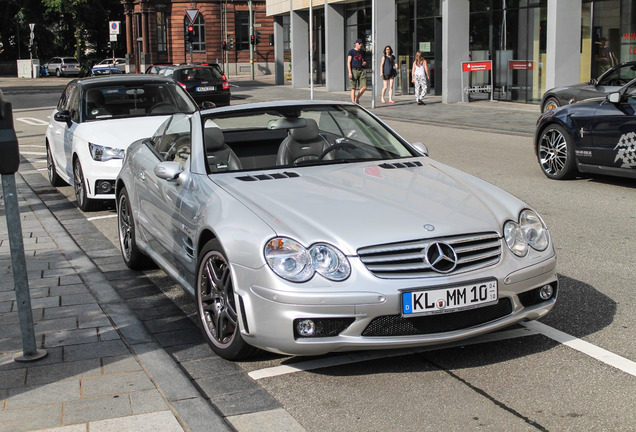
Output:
(154, 161), (184, 181)
(607, 92), (621, 104)
(411, 141), (429, 157)
(53, 110), (72, 127)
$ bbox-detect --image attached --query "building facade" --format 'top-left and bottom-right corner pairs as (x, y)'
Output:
(120, 0), (276, 76)
(267, 0), (633, 105)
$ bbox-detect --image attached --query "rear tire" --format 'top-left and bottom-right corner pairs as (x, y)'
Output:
(196, 239), (257, 360)
(117, 187), (153, 270)
(537, 124), (577, 180)
(542, 96), (560, 113)
(46, 143), (64, 187)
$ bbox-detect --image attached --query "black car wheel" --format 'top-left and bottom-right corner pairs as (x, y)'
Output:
(542, 96), (560, 113)
(46, 144), (64, 187)
(73, 158), (98, 211)
(538, 124), (577, 180)
(117, 187), (153, 270)
(196, 239), (256, 360)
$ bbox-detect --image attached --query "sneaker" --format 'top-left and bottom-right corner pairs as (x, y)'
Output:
(417, 100), (423, 105)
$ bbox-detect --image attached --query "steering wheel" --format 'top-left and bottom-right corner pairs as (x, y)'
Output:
(150, 102), (175, 114)
(318, 142), (359, 160)
(607, 78), (626, 86)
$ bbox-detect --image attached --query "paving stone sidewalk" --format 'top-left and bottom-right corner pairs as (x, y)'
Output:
(0, 173), (233, 432)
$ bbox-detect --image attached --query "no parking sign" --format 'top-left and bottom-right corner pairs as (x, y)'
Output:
(109, 21), (120, 35)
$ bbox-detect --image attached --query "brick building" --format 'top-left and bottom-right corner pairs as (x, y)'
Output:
(120, 0), (276, 77)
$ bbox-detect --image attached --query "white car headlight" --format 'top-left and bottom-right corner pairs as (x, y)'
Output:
(89, 142), (125, 162)
(265, 237), (351, 282)
(504, 209), (549, 257)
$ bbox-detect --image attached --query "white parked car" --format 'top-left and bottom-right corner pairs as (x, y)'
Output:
(44, 57), (81, 77)
(116, 101), (559, 360)
(93, 58), (127, 72)
(45, 75), (198, 211)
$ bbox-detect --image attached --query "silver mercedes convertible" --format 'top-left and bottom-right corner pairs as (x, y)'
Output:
(116, 101), (558, 360)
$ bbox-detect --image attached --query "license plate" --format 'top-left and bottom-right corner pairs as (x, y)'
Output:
(402, 280), (498, 316)
(196, 86), (215, 92)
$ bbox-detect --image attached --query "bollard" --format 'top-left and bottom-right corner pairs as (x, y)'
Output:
(0, 97), (47, 362)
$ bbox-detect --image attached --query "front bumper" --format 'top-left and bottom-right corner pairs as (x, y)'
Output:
(76, 156), (122, 200)
(232, 254), (558, 356)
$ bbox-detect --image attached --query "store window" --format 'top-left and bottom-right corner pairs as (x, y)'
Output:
(236, 12), (250, 51)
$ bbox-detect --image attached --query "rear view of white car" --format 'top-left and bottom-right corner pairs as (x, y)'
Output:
(45, 75), (198, 211)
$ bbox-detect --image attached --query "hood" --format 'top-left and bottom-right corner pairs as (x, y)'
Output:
(77, 116), (169, 150)
(213, 160), (524, 255)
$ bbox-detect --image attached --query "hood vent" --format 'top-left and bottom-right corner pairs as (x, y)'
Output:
(236, 171), (300, 182)
(379, 161), (423, 169)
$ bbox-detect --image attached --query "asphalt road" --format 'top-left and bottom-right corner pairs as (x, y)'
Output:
(4, 81), (635, 431)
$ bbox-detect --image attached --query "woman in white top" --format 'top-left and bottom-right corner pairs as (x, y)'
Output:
(411, 51), (430, 105)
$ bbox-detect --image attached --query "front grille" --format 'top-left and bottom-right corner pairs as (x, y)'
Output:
(361, 298), (512, 337)
(358, 232), (501, 279)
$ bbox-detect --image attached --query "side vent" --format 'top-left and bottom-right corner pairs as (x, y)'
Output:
(236, 172), (300, 181)
(379, 161), (423, 169)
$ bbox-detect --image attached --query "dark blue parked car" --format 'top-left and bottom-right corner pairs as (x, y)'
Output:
(535, 77), (636, 180)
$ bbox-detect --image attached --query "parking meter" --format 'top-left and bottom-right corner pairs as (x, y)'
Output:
(0, 98), (20, 174)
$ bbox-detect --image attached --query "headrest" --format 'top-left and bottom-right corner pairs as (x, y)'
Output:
(289, 118), (319, 142)
(204, 127), (225, 151)
(86, 89), (104, 105)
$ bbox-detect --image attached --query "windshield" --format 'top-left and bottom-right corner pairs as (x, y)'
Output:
(202, 104), (417, 173)
(83, 81), (197, 121)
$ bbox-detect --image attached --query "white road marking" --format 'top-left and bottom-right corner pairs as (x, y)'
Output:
(20, 151), (47, 156)
(16, 117), (49, 126)
(522, 321), (636, 377)
(86, 215), (117, 221)
(248, 327), (538, 380)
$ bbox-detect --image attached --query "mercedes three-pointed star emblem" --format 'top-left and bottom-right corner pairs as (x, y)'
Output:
(424, 242), (458, 273)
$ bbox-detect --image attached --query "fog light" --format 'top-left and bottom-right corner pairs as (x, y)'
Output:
(296, 319), (315, 337)
(539, 284), (554, 300)
(96, 180), (113, 194)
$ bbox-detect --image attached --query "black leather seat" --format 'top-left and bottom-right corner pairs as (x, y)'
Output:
(276, 118), (331, 166)
(85, 89), (109, 118)
(204, 127), (242, 172)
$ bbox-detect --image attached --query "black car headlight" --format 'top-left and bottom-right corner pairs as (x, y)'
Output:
(504, 209), (550, 257)
(89, 142), (125, 162)
(264, 237), (351, 282)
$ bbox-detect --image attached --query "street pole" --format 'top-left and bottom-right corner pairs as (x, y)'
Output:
(371, 0), (376, 109)
(249, 0), (254, 80)
(309, 1), (314, 100)
(224, 0), (228, 76)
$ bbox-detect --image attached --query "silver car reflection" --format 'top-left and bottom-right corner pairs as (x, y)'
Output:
(116, 101), (558, 360)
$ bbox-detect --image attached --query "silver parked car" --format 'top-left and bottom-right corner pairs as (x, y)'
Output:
(44, 57), (81, 77)
(116, 101), (558, 360)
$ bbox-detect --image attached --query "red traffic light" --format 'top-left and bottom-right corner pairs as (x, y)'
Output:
(250, 35), (255, 45)
(187, 25), (194, 32)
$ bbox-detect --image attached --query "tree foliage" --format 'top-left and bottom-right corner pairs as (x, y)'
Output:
(1, 0), (124, 64)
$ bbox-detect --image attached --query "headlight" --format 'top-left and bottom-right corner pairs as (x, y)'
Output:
(89, 142), (125, 162)
(264, 237), (351, 282)
(504, 209), (549, 257)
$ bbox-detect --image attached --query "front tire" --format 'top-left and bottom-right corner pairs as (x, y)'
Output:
(117, 187), (153, 270)
(73, 158), (99, 211)
(537, 124), (577, 180)
(46, 144), (64, 187)
(196, 240), (256, 360)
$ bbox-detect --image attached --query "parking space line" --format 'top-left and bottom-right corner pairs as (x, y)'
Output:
(248, 327), (538, 380)
(86, 215), (117, 221)
(522, 321), (636, 377)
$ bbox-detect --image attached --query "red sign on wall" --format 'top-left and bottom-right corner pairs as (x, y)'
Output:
(509, 61), (535, 70)
(462, 61), (492, 72)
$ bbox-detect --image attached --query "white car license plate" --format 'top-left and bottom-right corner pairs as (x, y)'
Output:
(402, 280), (498, 316)
(196, 86), (215, 92)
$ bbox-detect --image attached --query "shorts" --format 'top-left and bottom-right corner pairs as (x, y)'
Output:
(350, 69), (367, 90)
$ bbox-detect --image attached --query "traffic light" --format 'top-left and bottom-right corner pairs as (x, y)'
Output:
(256, 31), (262, 45)
(222, 41), (227, 50)
(229, 38), (234, 49)
(250, 35), (255, 45)
(186, 25), (194, 44)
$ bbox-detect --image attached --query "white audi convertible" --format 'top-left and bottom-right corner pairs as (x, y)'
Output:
(116, 101), (558, 360)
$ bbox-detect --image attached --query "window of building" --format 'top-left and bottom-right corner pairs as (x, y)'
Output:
(184, 15), (205, 52)
(236, 11), (250, 51)
(283, 15), (290, 50)
(157, 12), (167, 53)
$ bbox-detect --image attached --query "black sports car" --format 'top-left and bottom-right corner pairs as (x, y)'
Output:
(535, 77), (636, 180)
(540, 61), (636, 113)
